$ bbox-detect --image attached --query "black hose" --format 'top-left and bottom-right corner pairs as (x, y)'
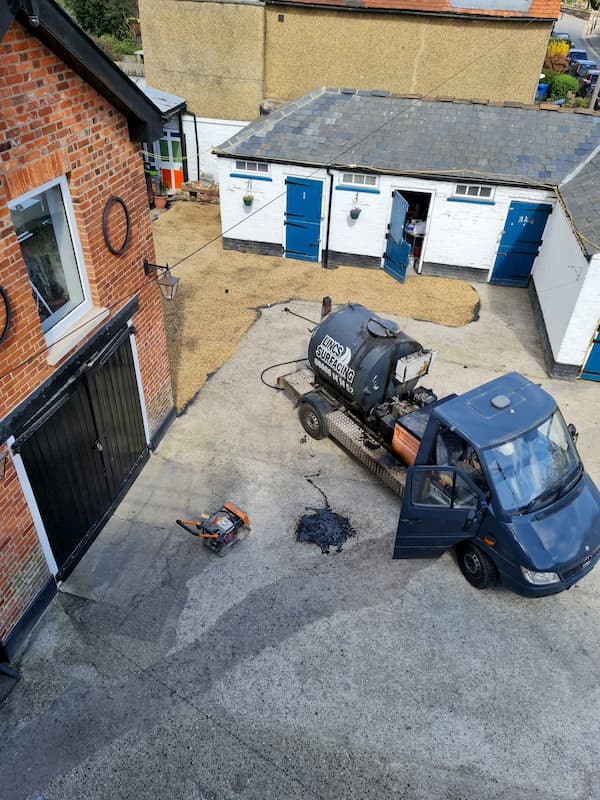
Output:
(260, 357), (308, 390)
(283, 307), (319, 326)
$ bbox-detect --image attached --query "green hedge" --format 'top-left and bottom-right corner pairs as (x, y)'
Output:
(548, 74), (579, 100)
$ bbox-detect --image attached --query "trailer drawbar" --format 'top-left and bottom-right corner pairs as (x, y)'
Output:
(278, 303), (600, 597)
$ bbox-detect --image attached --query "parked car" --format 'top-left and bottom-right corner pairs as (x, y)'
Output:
(582, 69), (600, 96)
(571, 59), (598, 77)
(568, 48), (588, 65)
(551, 31), (571, 42)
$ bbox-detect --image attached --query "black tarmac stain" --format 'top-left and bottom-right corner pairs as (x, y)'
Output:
(296, 476), (356, 554)
(296, 508), (356, 554)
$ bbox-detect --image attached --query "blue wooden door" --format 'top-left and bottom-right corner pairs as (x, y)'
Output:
(384, 191), (411, 283)
(285, 177), (322, 262)
(582, 328), (600, 381)
(491, 202), (552, 287)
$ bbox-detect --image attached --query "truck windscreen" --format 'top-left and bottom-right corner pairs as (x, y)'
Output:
(481, 411), (582, 515)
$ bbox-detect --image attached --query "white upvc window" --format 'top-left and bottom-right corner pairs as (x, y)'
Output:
(341, 173), (378, 187)
(454, 183), (494, 199)
(9, 176), (92, 346)
(235, 159), (269, 174)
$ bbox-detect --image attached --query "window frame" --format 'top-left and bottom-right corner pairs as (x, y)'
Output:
(234, 159), (269, 175)
(453, 183), (494, 200)
(9, 175), (92, 347)
(340, 172), (378, 189)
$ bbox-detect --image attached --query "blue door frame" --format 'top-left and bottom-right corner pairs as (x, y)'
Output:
(491, 202), (552, 287)
(582, 327), (600, 381)
(284, 177), (322, 262)
(383, 191), (411, 283)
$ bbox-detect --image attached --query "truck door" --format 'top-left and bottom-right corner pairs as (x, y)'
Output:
(393, 466), (485, 559)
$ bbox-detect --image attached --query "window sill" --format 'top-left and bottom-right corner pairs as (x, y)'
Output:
(46, 306), (110, 366)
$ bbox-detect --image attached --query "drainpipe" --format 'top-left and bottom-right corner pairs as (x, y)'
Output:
(191, 110), (201, 181)
(323, 169), (335, 269)
(178, 111), (188, 183)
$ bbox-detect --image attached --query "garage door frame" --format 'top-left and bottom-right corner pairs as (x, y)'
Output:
(2, 297), (151, 580)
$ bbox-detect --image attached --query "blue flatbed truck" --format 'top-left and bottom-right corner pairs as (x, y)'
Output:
(279, 304), (600, 597)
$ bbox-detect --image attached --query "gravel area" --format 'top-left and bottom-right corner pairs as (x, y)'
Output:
(152, 201), (479, 411)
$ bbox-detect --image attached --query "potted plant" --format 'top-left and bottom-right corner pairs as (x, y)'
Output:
(153, 179), (168, 210)
(349, 206), (361, 220)
(243, 193), (254, 207)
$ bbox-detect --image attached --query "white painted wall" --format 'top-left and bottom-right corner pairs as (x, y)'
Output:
(560, 256), (600, 366)
(217, 159), (330, 256)
(328, 175), (554, 272)
(530, 200), (600, 366)
(219, 161), (555, 275)
(183, 115), (248, 183)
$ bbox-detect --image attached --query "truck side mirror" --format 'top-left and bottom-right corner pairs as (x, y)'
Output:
(567, 423), (579, 445)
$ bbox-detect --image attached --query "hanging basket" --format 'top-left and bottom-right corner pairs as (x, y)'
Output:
(349, 207), (361, 220)
(243, 194), (254, 207)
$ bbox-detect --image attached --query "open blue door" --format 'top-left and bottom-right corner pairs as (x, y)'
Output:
(582, 327), (600, 381)
(491, 202), (552, 287)
(393, 466), (484, 559)
(285, 177), (322, 262)
(384, 191), (411, 283)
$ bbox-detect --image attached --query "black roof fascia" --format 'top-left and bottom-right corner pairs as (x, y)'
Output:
(10, 0), (163, 142)
(263, 0), (555, 22)
(0, 0), (19, 40)
(212, 151), (553, 190)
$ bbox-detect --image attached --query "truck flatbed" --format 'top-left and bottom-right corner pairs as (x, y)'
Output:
(278, 367), (408, 496)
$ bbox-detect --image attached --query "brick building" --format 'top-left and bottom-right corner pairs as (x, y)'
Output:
(0, 0), (175, 665)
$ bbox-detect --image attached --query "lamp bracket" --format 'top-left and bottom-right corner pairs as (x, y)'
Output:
(143, 259), (170, 276)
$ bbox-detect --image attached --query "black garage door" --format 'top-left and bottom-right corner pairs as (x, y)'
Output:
(16, 330), (148, 579)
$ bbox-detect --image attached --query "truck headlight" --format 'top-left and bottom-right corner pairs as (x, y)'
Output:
(520, 566), (561, 585)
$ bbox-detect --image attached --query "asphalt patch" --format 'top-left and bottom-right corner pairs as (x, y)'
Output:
(295, 507), (356, 554)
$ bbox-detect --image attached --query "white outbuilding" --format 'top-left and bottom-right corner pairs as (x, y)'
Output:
(214, 88), (600, 381)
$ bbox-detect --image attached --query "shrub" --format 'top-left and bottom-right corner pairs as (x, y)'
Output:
(548, 74), (579, 100)
(541, 69), (560, 85)
(93, 33), (136, 60)
(544, 39), (569, 74)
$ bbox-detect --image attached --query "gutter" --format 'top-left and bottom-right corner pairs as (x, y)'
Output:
(323, 168), (335, 269)
(214, 151), (555, 190)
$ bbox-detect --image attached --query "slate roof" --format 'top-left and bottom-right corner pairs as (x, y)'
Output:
(559, 152), (600, 255)
(141, 85), (186, 117)
(214, 87), (600, 256)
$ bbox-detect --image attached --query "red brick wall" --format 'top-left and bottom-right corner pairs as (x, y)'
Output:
(0, 454), (50, 642)
(0, 20), (173, 643)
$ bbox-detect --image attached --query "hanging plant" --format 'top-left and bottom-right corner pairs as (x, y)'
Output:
(243, 194), (254, 206)
(349, 206), (361, 220)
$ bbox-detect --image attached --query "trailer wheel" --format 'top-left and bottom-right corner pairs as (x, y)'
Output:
(299, 394), (330, 440)
(456, 541), (497, 590)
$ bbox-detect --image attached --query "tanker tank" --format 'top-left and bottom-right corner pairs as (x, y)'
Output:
(307, 304), (435, 418)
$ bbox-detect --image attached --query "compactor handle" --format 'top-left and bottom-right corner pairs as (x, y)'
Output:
(176, 519), (219, 539)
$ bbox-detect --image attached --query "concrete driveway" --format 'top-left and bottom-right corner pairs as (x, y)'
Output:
(1, 286), (599, 800)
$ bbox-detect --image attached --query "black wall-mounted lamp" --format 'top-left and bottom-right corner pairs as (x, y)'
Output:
(143, 259), (180, 300)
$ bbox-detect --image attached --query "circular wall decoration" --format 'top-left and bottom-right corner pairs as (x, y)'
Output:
(102, 195), (131, 256)
(0, 286), (11, 345)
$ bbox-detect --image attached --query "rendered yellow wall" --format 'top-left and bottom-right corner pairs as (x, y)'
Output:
(139, 1), (552, 118)
(139, 0), (264, 119)
(265, 7), (551, 104)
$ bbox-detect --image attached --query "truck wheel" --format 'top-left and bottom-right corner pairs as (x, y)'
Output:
(456, 541), (497, 590)
(299, 394), (330, 440)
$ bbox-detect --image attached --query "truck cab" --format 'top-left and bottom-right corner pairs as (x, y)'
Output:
(394, 372), (600, 596)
